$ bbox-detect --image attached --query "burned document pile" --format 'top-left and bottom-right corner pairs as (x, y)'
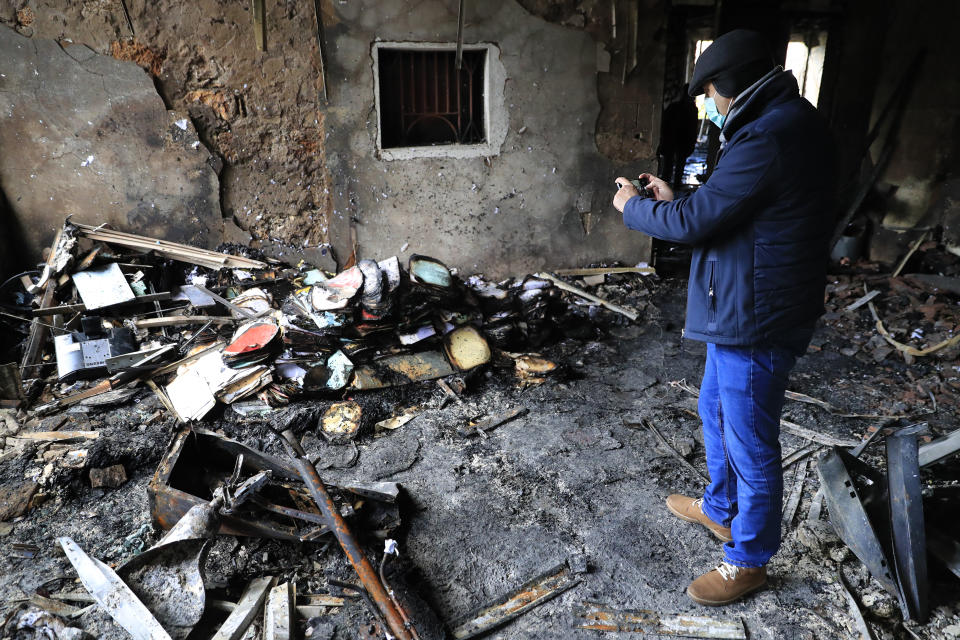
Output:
(9, 221), (647, 421)
(0, 220), (653, 639)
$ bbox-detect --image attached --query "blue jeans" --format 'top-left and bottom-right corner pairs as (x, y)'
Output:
(698, 342), (798, 568)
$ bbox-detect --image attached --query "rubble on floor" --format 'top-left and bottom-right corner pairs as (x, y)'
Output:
(0, 219), (657, 639)
(2, 223), (960, 639)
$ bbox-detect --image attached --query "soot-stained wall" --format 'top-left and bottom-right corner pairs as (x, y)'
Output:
(0, 0), (337, 265)
(870, 0), (960, 245)
(1, 0), (666, 277)
(818, 0), (960, 260)
(0, 25), (222, 258)
(323, 0), (662, 276)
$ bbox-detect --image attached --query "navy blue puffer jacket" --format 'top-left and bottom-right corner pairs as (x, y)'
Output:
(623, 69), (836, 347)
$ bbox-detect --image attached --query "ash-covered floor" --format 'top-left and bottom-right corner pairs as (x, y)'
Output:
(3, 276), (960, 640)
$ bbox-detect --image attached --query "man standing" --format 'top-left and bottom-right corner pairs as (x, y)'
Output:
(612, 30), (835, 606)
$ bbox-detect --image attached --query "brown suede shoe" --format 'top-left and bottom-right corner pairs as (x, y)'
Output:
(687, 562), (767, 606)
(665, 495), (733, 542)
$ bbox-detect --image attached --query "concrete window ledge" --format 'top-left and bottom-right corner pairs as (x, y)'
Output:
(371, 40), (507, 161)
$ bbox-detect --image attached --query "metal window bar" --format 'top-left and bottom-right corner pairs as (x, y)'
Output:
(380, 48), (485, 148)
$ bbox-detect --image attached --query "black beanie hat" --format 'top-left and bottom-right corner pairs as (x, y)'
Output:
(688, 29), (775, 97)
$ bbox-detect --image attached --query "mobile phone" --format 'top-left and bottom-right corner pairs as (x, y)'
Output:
(615, 178), (651, 197)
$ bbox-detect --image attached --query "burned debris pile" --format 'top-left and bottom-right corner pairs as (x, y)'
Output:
(0, 220), (655, 640)
(4, 221), (652, 421)
(797, 254), (960, 629)
(7, 220), (960, 639)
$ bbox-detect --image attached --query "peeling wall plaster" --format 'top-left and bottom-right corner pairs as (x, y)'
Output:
(0, 0), (665, 276)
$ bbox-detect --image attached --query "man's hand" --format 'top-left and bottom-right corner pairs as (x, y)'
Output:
(639, 173), (674, 201)
(613, 174), (675, 212)
(613, 177), (639, 212)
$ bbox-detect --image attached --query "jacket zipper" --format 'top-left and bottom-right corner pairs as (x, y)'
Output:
(708, 262), (717, 324)
(709, 263), (716, 307)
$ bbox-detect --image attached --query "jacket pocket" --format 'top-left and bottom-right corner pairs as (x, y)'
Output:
(707, 260), (718, 332)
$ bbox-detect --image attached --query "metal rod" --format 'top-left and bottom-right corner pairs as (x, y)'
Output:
(464, 54), (471, 141)
(455, 0), (465, 69)
(274, 431), (415, 640)
(192, 284), (256, 319)
(420, 51), (426, 117)
(433, 52), (439, 113)
(403, 51), (409, 128)
(444, 53), (450, 113)
(250, 495), (330, 528)
(148, 282), (168, 340)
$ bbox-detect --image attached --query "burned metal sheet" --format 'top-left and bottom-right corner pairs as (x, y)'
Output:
(574, 601), (746, 638)
(919, 428), (960, 468)
(343, 481), (400, 503)
(118, 539), (208, 640)
(264, 581), (294, 640)
(817, 448), (898, 596)
(149, 428), (311, 541)
(59, 537), (173, 640)
(451, 562), (581, 639)
(886, 425), (929, 622)
(71, 263), (135, 310)
(211, 576), (276, 640)
(149, 428), (384, 542)
(105, 346), (170, 374)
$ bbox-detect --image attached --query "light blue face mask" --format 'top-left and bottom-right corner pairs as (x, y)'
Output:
(704, 96), (725, 129)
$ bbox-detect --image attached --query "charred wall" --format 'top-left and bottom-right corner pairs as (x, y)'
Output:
(0, 0), (668, 278)
(870, 0), (960, 253)
(0, 0), (333, 263)
(0, 25), (224, 259)
(820, 0), (960, 262)
(323, 0), (664, 277)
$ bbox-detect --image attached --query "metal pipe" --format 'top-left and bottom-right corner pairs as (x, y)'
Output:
(455, 0), (465, 69)
(275, 432), (415, 640)
(250, 495), (329, 527)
